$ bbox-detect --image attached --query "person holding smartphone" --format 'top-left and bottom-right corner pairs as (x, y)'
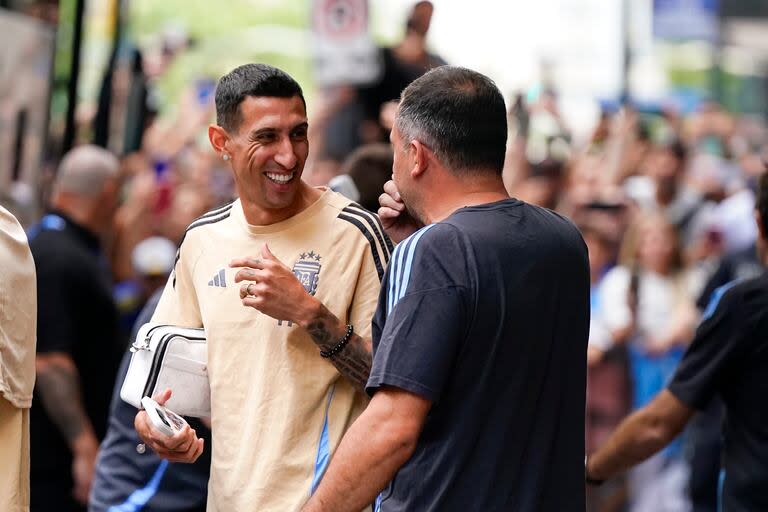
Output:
(134, 64), (389, 512)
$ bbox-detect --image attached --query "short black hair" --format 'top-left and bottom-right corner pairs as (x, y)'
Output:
(215, 63), (306, 132)
(757, 171), (768, 236)
(395, 66), (507, 175)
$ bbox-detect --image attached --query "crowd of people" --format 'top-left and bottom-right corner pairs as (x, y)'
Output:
(1, 3), (768, 512)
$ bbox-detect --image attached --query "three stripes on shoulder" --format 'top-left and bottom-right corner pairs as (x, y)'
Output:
(186, 202), (234, 236)
(172, 202), (234, 288)
(338, 203), (393, 281)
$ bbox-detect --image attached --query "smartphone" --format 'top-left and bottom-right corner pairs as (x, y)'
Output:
(141, 396), (188, 437)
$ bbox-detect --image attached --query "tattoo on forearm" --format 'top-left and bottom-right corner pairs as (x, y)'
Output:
(306, 319), (333, 346)
(330, 335), (373, 391)
(36, 364), (88, 442)
(306, 310), (372, 391)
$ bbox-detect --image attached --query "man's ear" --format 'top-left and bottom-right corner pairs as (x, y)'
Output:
(410, 140), (430, 178)
(209, 125), (230, 156)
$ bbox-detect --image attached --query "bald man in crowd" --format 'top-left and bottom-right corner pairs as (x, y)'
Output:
(0, 204), (37, 511)
(27, 145), (124, 511)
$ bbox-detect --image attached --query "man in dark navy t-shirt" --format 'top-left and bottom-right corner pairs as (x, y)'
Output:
(303, 66), (590, 512)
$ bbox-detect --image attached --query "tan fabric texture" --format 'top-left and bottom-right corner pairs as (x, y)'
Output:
(0, 397), (30, 511)
(152, 190), (387, 511)
(0, 205), (37, 408)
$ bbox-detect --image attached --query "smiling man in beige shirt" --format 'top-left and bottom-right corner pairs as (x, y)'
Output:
(134, 64), (389, 511)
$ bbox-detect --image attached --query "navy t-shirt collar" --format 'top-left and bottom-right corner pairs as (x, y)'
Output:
(455, 197), (522, 214)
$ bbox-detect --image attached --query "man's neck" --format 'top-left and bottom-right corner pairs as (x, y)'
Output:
(422, 177), (509, 224)
(51, 197), (100, 236)
(240, 183), (322, 226)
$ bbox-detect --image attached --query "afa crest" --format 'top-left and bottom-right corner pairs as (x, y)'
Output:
(292, 251), (322, 296)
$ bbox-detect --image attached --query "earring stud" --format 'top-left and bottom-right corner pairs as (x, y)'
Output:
(222, 154), (230, 161)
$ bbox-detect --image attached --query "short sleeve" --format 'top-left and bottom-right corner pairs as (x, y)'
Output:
(367, 224), (468, 402)
(667, 282), (743, 410)
(150, 241), (203, 327)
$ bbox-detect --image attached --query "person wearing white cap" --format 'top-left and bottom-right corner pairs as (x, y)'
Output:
(132, 236), (178, 277)
(131, 236), (179, 308)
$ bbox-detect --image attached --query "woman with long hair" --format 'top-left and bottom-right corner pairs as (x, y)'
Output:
(596, 213), (699, 512)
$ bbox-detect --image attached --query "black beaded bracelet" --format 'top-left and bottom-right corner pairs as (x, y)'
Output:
(320, 324), (354, 358)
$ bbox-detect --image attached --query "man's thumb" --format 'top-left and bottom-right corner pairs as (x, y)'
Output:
(261, 243), (277, 261)
(154, 388), (172, 405)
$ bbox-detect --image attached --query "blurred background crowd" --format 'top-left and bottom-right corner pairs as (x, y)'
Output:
(1, 0), (768, 511)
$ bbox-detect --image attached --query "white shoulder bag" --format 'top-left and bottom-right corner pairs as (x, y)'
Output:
(120, 323), (210, 418)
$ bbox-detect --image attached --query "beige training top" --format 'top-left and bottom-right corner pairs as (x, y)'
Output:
(152, 189), (390, 511)
(0, 204), (37, 408)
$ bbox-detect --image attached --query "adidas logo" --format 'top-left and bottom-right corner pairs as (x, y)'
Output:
(208, 269), (226, 287)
